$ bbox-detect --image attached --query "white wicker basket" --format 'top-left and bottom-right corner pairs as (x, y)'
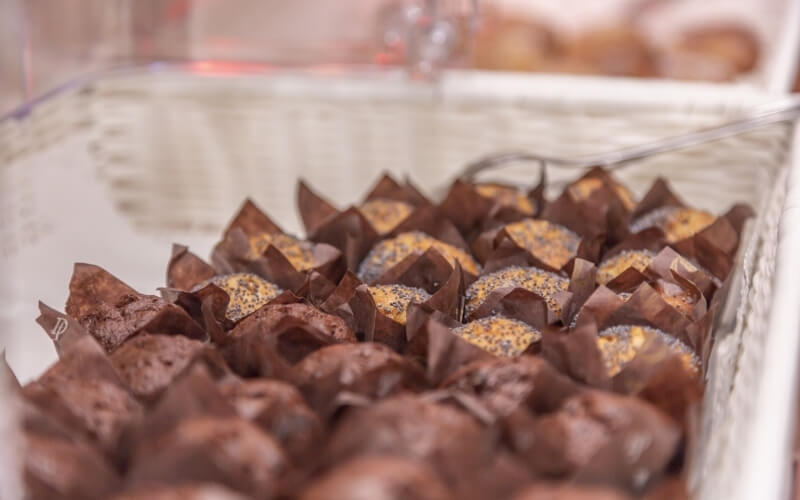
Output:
(0, 67), (798, 499)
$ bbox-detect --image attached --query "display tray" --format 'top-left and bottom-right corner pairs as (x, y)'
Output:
(0, 67), (797, 499)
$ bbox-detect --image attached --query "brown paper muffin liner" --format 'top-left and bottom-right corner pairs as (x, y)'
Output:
(64, 264), (205, 353)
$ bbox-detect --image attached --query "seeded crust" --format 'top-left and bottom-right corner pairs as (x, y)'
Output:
(453, 316), (541, 357)
(596, 325), (699, 376)
(596, 250), (655, 285)
(247, 233), (315, 270)
(358, 231), (480, 283)
(630, 207), (715, 243)
(359, 199), (415, 235)
(474, 184), (536, 215)
(568, 177), (636, 211)
(466, 266), (569, 317)
(194, 273), (282, 322)
(504, 219), (580, 270)
(368, 284), (431, 324)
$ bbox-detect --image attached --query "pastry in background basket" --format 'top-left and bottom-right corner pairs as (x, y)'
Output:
(6, 168), (751, 499)
(471, 9), (760, 82)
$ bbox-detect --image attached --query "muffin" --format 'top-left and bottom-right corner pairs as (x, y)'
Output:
(596, 325), (699, 376)
(358, 231), (480, 283)
(630, 207), (715, 244)
(465, 266), (569, 317)
(596, 250), (656, 285)
(367, 284), (431, 324)
(475, 184), (536, 215)
(504, 219), (581, 270)
(193, 273), (282, 322)
(247, 232), (315, 270)
(358, 199), (415, 235)
(453, 316), (541, 357)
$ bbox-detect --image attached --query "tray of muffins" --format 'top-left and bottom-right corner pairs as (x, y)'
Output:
(0, 54), (797, 499)
(0, 152), (783, 499)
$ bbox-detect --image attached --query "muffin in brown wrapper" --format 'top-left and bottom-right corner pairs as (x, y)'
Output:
(548, 167), (636, 247)
(453, 316), (542, 357)
(213, 225), (344, 293)
(127, 416), (288, 499)
(166, 244), (217, 291)
(217, 303), (356, 377)
(23, 432), (121, 500)
(300, 174), (427, 235)
(299, 456), (452, 500)
(294, 342), (427, 417)
(441, 356), (581, 418)
(597, 250), (656, 286)
(369, 245), (468, 295)
(110, 483), (249, 500)
(299, 175), (430, 270)
(192, 273), (284, 323)
(628, 179), (752, 282)
(358, 230), (479, 284)
(610, 334), (704, 427)
(540, 315), (611, 388)
(404, 305), (494, 384)
(512, 483), (632, 500)
(219, 378), (323, 462)
(323, 264), (464, 351)
(508, 390), (680, 487)
(439, 179), (541, 239)
(597, 325), (700, 378)
(119, 363), (237, 464)
(65, 263), (205, 353)
(322, 393), (496, 500)
(109, 332), (230, 402)
(466, 266), (570, 324)
(22, 342), (144, 461)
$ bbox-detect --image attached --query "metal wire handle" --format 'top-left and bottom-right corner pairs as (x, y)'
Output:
(459, 96), (800, 181)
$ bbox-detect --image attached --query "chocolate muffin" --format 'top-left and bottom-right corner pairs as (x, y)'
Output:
(295, 343), (426, 413)
(358, 231), (480, 283)
(441, 356), (580, 417)
(23, 433), (120, 500)
(299, 457), (452, 500)
(127, 416), (288, 498)
(518, 391), (680, 479)
(110, 333), (227, 401)
(323, 394), (489, 496)
(220, 378), (323, 461)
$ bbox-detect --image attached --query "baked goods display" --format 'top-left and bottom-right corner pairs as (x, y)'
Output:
(6, 168), (752, 499)
(472, 10), (760, 82)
